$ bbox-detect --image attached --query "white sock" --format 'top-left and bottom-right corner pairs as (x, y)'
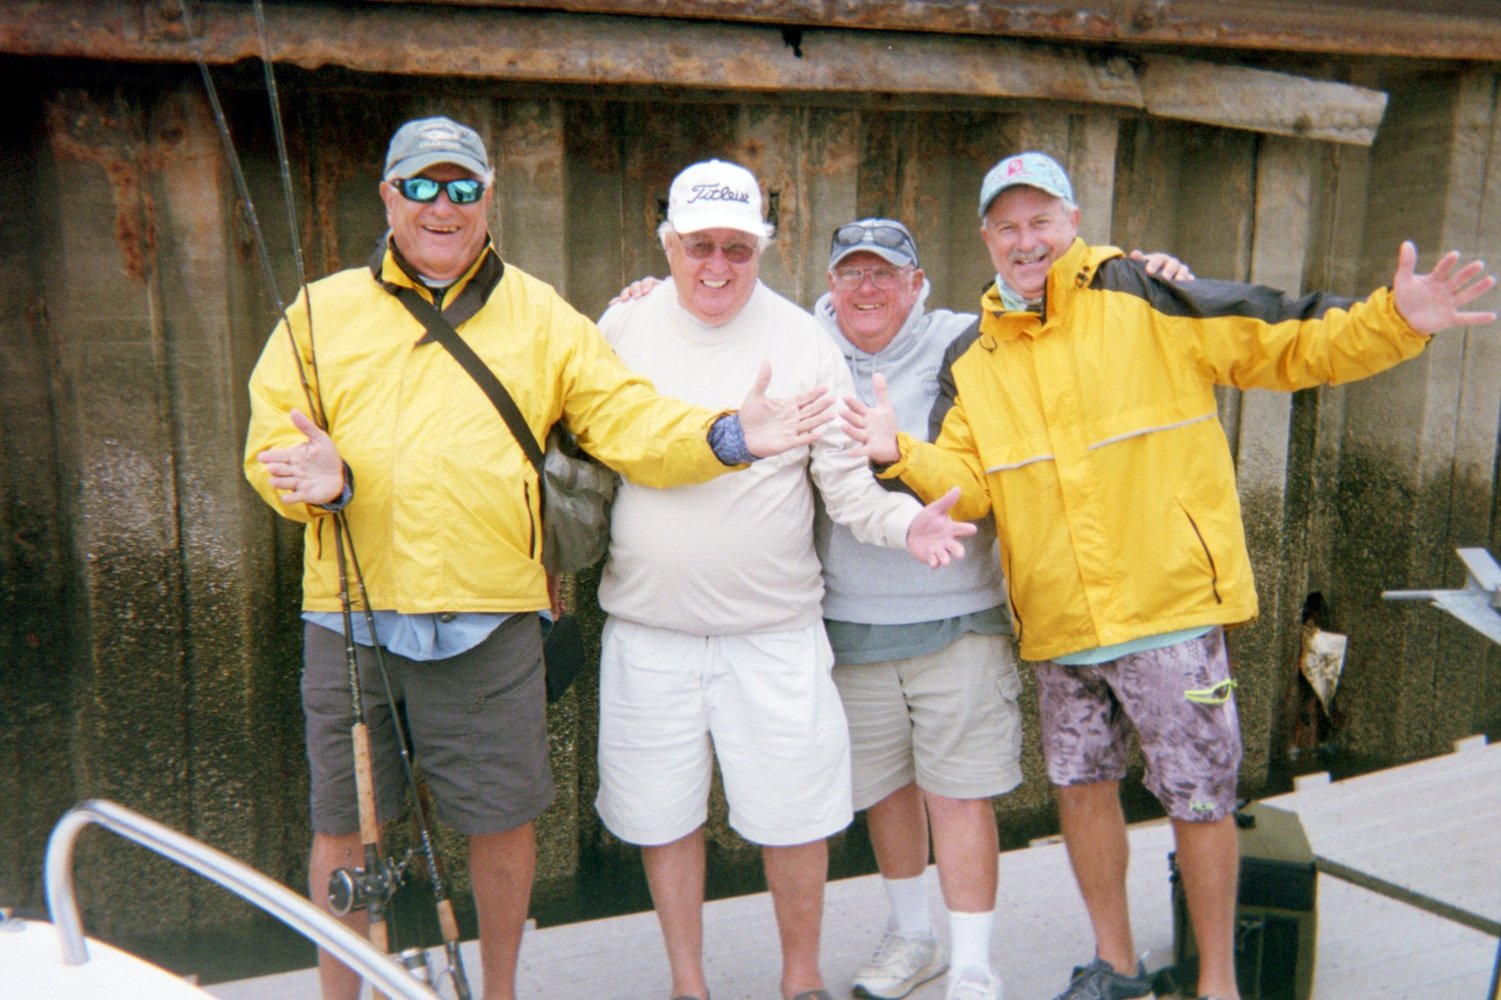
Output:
(947, 909), (995, 975)
(882, 873), (933, 938)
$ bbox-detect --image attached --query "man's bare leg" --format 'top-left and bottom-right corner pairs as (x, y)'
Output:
(643, 828), (709, 999)
(1172, 815), (1241, 1000)
(925, 792), (998, 914)
(866, 782), (929, 880)
(470, 822), (537, 1000)
(1056, 781), (1136, 975)
(763, 838), (829, 999)
(310, 831), (370, 1000)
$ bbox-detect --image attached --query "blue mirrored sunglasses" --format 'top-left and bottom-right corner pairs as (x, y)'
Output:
(394, 176), (485, 205)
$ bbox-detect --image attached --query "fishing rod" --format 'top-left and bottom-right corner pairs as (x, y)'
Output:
(179, 2), (472, 996)
(176, 0), (396, 964)
(236, 17), (464, 985)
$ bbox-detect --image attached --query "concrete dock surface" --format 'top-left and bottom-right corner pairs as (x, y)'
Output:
(209, 737), (1501, 1000)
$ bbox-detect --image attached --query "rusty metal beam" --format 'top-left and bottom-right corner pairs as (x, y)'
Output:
(0, 1), (1386, 144)
(0, 1), (1140, 107)
(366, 0), (1501, 63)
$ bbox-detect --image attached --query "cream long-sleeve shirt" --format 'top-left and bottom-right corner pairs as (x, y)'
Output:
(597, 281), (920, 635)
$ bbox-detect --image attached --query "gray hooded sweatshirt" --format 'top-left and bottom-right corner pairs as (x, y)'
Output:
(812, 281), (1010, 663)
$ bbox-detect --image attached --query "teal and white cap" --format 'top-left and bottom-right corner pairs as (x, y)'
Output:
(978, 151), (1074, 217)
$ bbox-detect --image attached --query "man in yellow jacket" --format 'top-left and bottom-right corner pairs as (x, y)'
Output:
(243, 116), (839, 1000)
(842, 151), (1496, 1000)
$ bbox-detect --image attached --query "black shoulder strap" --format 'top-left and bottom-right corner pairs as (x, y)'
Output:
(390, 285), (545, 476)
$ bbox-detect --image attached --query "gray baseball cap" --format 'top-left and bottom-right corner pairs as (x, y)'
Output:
(383, 116), (490, 180)
(828, 219), (919, 269)
(978, 151), (1075, 218)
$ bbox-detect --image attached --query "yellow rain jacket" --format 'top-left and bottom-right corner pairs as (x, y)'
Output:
(884, 238), (1429, 661)
(245, 240), (732, 614)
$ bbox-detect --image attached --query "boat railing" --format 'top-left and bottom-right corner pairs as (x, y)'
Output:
(44, 798), (437, 999)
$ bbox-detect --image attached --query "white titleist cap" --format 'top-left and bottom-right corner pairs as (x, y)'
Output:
(666, 159), (771, 237)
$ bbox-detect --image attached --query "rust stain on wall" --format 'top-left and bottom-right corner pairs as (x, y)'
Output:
(44, 90), (158, 284)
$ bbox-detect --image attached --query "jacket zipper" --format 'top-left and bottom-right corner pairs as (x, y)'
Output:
(1002, 547), (1023, 643)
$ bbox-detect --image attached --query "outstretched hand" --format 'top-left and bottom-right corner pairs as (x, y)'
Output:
(840, 372), (901, 464)
(738, 361), (834, 458)
(257, 409), (345, 506)
(1392, 241), (1496, 334)
(906, 487), (977, 568)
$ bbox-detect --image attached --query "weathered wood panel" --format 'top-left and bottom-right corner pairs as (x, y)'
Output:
(40, 83), (198, 938)
(1141, 55), (1388, 146)
(1234, 136), (1320, 783)
(0, 1), (1397, 148)
(0, 88), (78, 921)
(496, 99), (569, 295)
(368, 0), (1501, 62)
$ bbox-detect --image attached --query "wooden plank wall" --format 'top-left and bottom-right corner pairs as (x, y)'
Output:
(1, 58), (1497, 950)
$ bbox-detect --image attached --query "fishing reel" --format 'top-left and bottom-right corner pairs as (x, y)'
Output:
(327, 850), (411, 917)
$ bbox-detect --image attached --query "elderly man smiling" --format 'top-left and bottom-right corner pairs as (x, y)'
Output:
(593, 160), (976, 1000)
(843, 150), (1497, 1000)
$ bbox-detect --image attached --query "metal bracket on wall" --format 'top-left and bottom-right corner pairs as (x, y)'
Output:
(1382, 547), (1501, 647)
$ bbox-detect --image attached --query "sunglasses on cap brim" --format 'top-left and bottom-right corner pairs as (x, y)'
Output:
(830, 222), (916, 258)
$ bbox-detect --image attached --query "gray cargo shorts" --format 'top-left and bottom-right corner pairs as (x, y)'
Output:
(301, 613), (553, 836)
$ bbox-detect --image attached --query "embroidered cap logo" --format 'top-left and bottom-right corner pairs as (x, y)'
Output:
(666, 158), (769, 237)
(418, 125), (464, 151)
(687, 183), (751, 206)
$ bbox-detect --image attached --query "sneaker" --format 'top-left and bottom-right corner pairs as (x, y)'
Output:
(1048, 957), (1153, 1000)
(852, 932), (948, 1000)
(945, 966), (1003, 1000)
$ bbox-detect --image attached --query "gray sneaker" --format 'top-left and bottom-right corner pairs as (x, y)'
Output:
(945, 966), (1003, 1000)
(1048, 958), (1153, 1000)
(852, 932), (948, 1000)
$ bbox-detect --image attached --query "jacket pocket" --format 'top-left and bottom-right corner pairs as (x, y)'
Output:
(524, 480), (539, 562)
(1175, 497), (1222, 605)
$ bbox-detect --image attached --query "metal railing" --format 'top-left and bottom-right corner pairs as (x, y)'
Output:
(1315, 854), (1501, 1000)
(44, 798), (437, 999)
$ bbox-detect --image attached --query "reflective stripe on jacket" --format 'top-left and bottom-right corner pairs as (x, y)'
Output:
(886, 238), (1429, 661)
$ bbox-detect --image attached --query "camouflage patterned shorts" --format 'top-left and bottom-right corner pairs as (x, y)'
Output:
(1034, 627), (1241, 822)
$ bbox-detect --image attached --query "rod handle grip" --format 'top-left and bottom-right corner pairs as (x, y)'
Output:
(351, 723), (381, 844)
(437, 898), (461, 943)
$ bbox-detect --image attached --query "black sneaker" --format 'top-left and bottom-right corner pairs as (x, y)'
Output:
(1048, 957), (1154, 1000)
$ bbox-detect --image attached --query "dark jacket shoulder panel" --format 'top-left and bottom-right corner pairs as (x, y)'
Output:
(1092, 256), (1361, 324)
(928, 315), (983, 440)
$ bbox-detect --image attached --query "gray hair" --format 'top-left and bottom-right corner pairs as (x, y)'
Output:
(980, 195), (1078, 229)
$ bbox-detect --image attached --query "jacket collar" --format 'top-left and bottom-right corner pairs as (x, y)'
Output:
(979, 239), (1121, 343)
(368, 233), (505, 327)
